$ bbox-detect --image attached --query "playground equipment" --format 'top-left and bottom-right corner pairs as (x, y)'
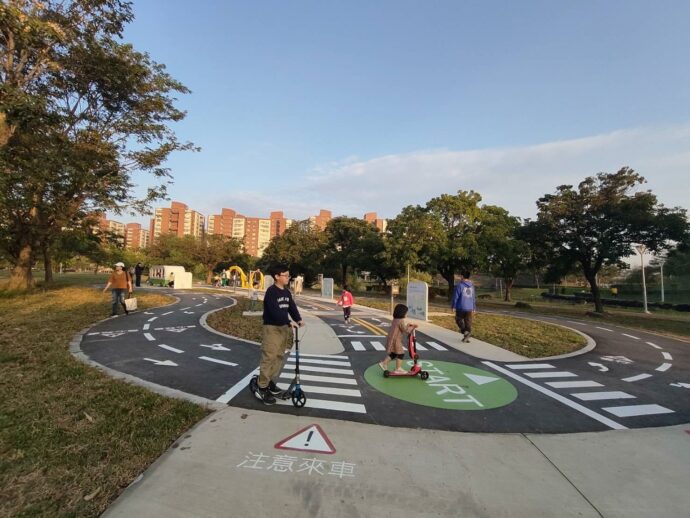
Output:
(223, 265), (265, 290)
(225, 265), (248, 288)
(148, 265), (192, 289)
(249, 269), (265, 290)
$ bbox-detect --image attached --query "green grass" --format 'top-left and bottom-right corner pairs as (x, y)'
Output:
(0, 284), (209, 517)
(207, 298), (263, 343)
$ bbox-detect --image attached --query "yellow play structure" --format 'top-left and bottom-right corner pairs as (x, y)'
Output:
(224, 266), (265, 290)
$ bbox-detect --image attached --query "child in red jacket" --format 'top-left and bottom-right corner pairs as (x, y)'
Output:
(336, 285), (354, 324)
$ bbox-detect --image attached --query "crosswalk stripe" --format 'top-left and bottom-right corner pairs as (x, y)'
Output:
(506, 363), (555, 370)
(287, 357), (351, 367)
(289, 352), (349, 359)
(277, 383), (361, 398)
(656, 363), (672, 372)
(546, 380), (603, 388)
(525, 371), (577, 378)
(622, 373), (653, 382)
(426, 342), (448, 351)
(280, 373), (357, 385)
(282, 364), (354, 375)
(351, 341), (366, 351)
(602, 404), (674, 417)
(371, 341), (386, 351)
(275, 398), (367, 414)
(415, 343), (428, 351)
(571, 391), (636, 401)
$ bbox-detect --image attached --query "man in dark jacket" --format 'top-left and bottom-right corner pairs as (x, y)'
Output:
(134, 262), (145, 287)
(256, 264), (304, 404)
(451, 271), (477, 343)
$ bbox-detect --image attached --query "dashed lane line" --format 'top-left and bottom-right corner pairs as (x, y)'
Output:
(656, 363), (672, 372)
(144, 333), (155, 341)
(622, 373), (653, 382)
(199, 356), (237, 367)
(158, 344), (184, 354)
(621, 333), (640, 340)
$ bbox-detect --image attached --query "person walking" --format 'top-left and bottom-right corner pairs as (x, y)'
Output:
(255, 264), (304, 405)
(103, 262), (132, 316)
(336, 285), (354, 324)
(451, 270), (477, 343)
(134, 262), (144, 287)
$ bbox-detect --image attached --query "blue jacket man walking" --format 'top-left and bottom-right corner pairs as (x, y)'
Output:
(451, 271), (476, 343)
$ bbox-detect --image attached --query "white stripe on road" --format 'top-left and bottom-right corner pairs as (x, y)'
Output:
(351, 341), (366, 351)
(622, 333), (640, 340)
(277, 383), (361, 398)
(144, 333), (155, 341)
(199, 356), (238, 367)
(162, 311), (174, 316)
(287, 357), (351, 367)
(414, 342), (428, 351)
(289, 353), (349, 360)
(279, 373), (357, 385)
(656, 363), (672, 372)
(371, 341), (386, 351)
(546, 380), (604, 388)
(603, 404), (674, 418)
(483, 362), (626, 430)
(180, 307), (191, 311)
(158, 343), (184, 354)
(595, 326), (613, 332)
(571, 391), (636, 401)
(622, 373), (653, 382)
(216, 368), (259, 404)
(147, 316), (158, 322)
(336, 334), (380, 338)
(275, 398), (367, 414)
(282, 364), (354, 375)
(506, 363), (555, 370)
(525, 371), (577, 379)
(661, 352), (673, 360)
(143, 324), (150, 331)
(195, 304), (204, 307)
(646, 341), (662, 350)
(426, 342), (448, 351)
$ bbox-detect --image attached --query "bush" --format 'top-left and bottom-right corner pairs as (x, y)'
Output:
(478, 293), (493, 300)
(676, 304), (690, 312)
(515, 301), (532, 309)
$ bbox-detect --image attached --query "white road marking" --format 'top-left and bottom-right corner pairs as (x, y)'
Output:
(567, 320), (584, 325)
(370, 341), (386, 351)
(200, 343), (231, 351)
(162, 311), (174, 316)
(143, 324), (150, 331)
(143, 358), (177, 366)
(525, 371), (577, 379)
(661, 352), (673, 360)
(622, 373), (653, 382)
(656, 363), (672, 372)
(282, 364), (354, 375)
(147, 316), (158, 322)
(588, 362), (609, 372)
(279, 373), (357, 385)
(595, 326), (613, 332)
(180, 307), (191, 311)
(288, 357), (351, 367)
(484, 362), (626, 430)
(275, 398), (367, 413)
(415, 342), (428, 351)
(351, 341), (366, 351)
(426, 342), (448, 351)
(646, 341), (662, 350)
(603, 404), (674, 418)
(158, 343), (184, 354)
(289, 353), (349, 360)
(195, 304), (204, 307)
(336, 334), (380, 338)
(144, 333), (155, 341)
(571, 391), (636, 401)
(621, 333), (640, 340)
(216, 368), (259, 403)
(277, 383), (361, 398)
(199, 356), (237, 367)
(506, 363), (555, 370)
(546, 380), (604, 388)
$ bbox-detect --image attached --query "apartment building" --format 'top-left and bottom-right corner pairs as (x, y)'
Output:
(151, 201), (205, 241)
(244, 217), (272, 257)
(207, 208), (237, 237)
(364, 212), (387, 233)
(98, 215), (126, 245)
(309, 209), (332, 230)
(124, 223), (150, 250)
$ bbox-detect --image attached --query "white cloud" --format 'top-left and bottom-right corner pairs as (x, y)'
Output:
(208, 122), (690, 221)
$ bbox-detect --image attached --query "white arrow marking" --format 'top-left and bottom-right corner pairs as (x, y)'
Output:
(464, 373), (500, 385)
(158, 344), (184, 354)
(199, 356), (237, 367)
(588, 362), (609, 372)
(670, 382), (690, 389)
(183, 311), (195, 314)
(200, 343), (230, 351)
(143, 358), (178, 366)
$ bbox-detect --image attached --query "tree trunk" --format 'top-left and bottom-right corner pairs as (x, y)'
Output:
(43, 243), (53, 283)
(504, 278), (514, 302)
(341, 264), (348, 286)
(8, 242), (34, 290)
(443, 271), (455, 300)
(586, 273), (604, 313)
(206, 267), (213, 285)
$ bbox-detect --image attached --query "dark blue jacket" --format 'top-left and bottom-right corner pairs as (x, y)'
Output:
(451, 280), (476, 312)
(262, 285), (302, 326)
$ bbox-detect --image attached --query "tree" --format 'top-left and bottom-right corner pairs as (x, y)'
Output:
(0, 1), (194, 290)
(259, 222), (327, 285)
(528, 168), (689, 313)
(385, 205), (443, 280)
(324, 217), (381, 284)
(189, 234), (242, 285)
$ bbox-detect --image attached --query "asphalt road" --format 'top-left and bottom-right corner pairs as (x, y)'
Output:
(78, 289), (690, 433)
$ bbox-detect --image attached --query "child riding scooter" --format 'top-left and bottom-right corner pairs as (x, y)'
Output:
(378, 304), (429, 379)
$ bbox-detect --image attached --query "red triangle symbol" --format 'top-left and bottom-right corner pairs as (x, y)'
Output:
(274, 424), (336, 454)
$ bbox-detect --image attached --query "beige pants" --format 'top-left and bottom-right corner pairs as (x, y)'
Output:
(258, 325), (292, 389)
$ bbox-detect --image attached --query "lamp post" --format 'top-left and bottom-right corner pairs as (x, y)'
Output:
(635, 244), (650, 314)
(659, 255), (666, 304)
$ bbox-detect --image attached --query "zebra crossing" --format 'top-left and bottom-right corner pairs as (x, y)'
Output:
(345, 339), (449, 352)
(275, 353), (367, 414)
(498, 362), (674, 421)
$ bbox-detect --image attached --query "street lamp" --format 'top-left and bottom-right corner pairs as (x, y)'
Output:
(635, 244), (650, 314)
(659, 254), (666, 304)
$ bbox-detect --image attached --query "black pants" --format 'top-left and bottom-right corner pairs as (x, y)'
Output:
(455, 310), (473, 334)
(135, 275), (142, 287)
(343, 307), (351, 321)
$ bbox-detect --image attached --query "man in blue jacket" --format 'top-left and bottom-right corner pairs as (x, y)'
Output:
(256, 264), (304, 405)
(451, 271), (476, 343)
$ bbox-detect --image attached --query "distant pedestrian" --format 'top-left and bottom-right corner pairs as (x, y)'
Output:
(294, 274), (304, 296)
(378, 304), (418, 373)
(451, 271), (476, 343)
(167, 272), (175, 288)
(336, 285), (354, 324)
(255, 264), (304, 405)
(134, 262), (144, 287)
(103, 262), (132, 316)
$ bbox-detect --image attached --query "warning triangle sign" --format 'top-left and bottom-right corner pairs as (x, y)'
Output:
(464, 373), (500, 386)
(274, 424), (336, 454)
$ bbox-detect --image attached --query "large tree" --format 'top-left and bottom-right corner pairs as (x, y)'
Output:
(324, 216), (381, 284)
(527, 167), (689, 312)
(0, 0), (194, 290)
(259, 222), (327, 285)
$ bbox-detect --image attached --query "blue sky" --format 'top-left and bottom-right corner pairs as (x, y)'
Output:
(121, 0), (690, 224)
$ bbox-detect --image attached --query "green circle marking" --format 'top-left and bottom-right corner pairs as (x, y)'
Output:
(364, 360), (518, 410)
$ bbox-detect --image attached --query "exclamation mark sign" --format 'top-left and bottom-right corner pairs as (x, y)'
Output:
(304, 430), (314, 447)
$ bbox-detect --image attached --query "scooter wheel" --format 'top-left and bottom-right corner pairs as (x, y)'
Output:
(383, 370), (390, 378)
(292, 391), (307, 408)
(420, 371), (429, 380)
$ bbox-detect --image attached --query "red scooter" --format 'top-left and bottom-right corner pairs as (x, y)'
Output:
(383, 330), (429, 380)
